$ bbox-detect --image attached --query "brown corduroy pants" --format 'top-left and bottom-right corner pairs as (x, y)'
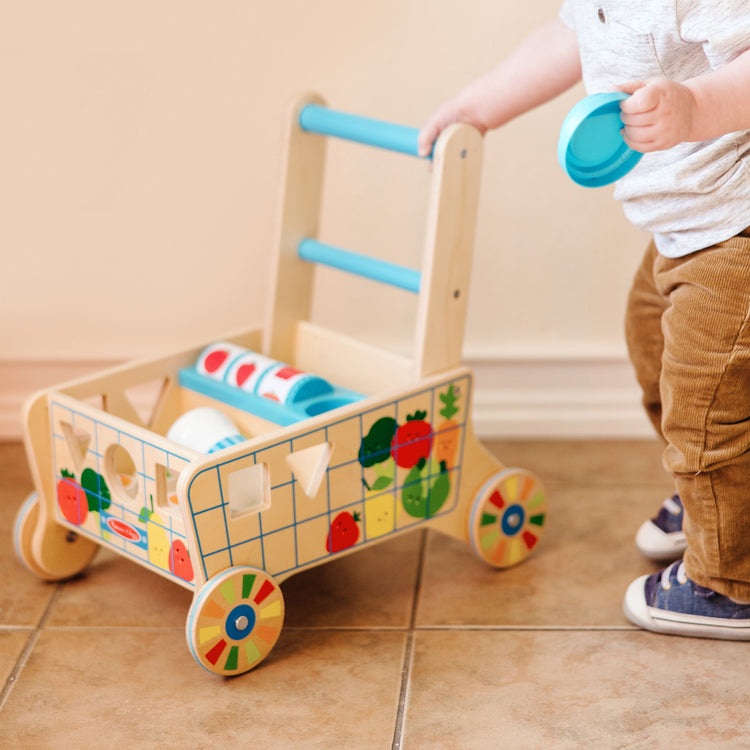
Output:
(625, 229), (750, 600)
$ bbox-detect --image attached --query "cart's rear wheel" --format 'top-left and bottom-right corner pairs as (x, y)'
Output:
(13, 491), (98, 580)
(186, 566), (285, 676)
(13, 493), (49, 578)
(468, 468), (547, 568)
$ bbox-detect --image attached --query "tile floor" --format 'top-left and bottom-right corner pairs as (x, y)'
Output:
(2, 438), (750, 749)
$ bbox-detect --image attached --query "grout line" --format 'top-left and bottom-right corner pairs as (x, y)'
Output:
(414, 625), (641, 632)
(0, 626), (38, 633)
(29, 625), (192, 633)
(409, 530), (428, 631)
(0, 584), (61, 711)
(21, 624), (640, 633)
(1, 622), (640, 633)
(391, 529), (427, 750)
(391, 632), (415, 750)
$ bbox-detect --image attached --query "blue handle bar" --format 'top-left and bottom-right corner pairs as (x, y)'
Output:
(299, 104), (427, 158)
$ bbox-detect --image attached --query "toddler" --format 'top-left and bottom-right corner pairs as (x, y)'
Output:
(419, 0), (750, 639)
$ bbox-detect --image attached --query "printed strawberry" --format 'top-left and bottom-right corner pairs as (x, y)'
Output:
(57, 469), (88, 525)
(391, 411), (433, 469)
(326, 511), (361, 553)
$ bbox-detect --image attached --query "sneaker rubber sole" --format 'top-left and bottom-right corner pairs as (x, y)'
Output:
(623, 574), (750, 641)
(635, 520), (687, 562)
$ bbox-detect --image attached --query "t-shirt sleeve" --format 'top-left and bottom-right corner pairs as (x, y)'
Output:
(678, 0), (750, 69)
(559, 0), (575, 29)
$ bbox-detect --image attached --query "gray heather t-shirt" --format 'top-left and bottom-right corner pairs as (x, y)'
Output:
(559, 0), (750, 257)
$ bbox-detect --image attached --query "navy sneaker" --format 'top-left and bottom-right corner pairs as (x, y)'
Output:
(623, 560), (750, 640)
(635, 494), (687, 561)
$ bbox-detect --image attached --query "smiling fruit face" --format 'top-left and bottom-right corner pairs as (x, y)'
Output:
(364, 492), (396, 538)
(57, 470), (88, 525)
(169, 539), (194, 581)
(391, 412), (433, 469)
(147, 512), (170, 570)
(326, 511), (360, 553)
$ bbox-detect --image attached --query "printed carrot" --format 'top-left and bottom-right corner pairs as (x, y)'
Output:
(435, 385), (460, 469)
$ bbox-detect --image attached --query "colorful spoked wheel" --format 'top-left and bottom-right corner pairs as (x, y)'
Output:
(186, 566), (285, 676)
(468, 468), (547, 568)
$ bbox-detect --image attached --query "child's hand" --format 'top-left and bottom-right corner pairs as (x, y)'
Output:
(617, 79), (698, 152)
(418, 97), (488, 157)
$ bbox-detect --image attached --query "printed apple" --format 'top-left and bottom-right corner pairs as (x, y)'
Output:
(57, 469), (88, 525)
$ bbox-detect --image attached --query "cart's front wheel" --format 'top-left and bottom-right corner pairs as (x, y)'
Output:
(186, 566), (285, 676)
(468, 468), (547, 568)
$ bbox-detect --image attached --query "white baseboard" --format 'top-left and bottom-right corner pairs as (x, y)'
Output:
(471, 387), (650, 438)
(0, 351), (652, 440)
(464, 349), (652, 438)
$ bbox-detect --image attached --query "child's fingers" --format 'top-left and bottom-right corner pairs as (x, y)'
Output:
(617, 81), (655, 117)
(620, 82), (661, 116)
(615, 80), (646, 97)
(619, 109), (653, 127)
(417, 124), (439, 157)
(418, 101), (487, 157)
(621, 126), (653, 151)
(419, 99), (462, 155)
(418, 109), (455, 156)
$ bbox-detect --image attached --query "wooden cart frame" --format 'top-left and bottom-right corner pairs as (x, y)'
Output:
(14, 93), (547, 676)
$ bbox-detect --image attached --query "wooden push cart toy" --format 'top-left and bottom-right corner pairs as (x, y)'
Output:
(13, 94), (547, 677)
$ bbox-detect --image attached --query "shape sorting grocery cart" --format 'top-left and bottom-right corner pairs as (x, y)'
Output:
(14, 93), (547, 677)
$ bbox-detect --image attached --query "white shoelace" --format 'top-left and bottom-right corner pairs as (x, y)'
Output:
(663, 495), (682, 515)
(659, 560), (688, 590)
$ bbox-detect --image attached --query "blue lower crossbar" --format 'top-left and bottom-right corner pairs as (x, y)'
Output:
(298, 238), (421, 293)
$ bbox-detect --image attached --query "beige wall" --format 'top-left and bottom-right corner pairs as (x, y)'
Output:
(1, 1), (650, 434)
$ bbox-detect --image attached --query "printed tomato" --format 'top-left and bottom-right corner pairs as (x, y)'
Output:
(391, 411), (433, 468)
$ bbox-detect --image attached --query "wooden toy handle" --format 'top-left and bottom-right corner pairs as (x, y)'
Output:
(298, 104), (427, 158)
(265, 92), (483, 388)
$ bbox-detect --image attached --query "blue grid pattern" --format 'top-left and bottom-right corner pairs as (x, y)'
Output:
(49, 399), (196, 587)
(187, 375), (471, 580)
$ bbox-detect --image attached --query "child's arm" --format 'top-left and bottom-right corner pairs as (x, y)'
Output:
(619, 49), (750, 152)
(417, 17), (581, 156)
